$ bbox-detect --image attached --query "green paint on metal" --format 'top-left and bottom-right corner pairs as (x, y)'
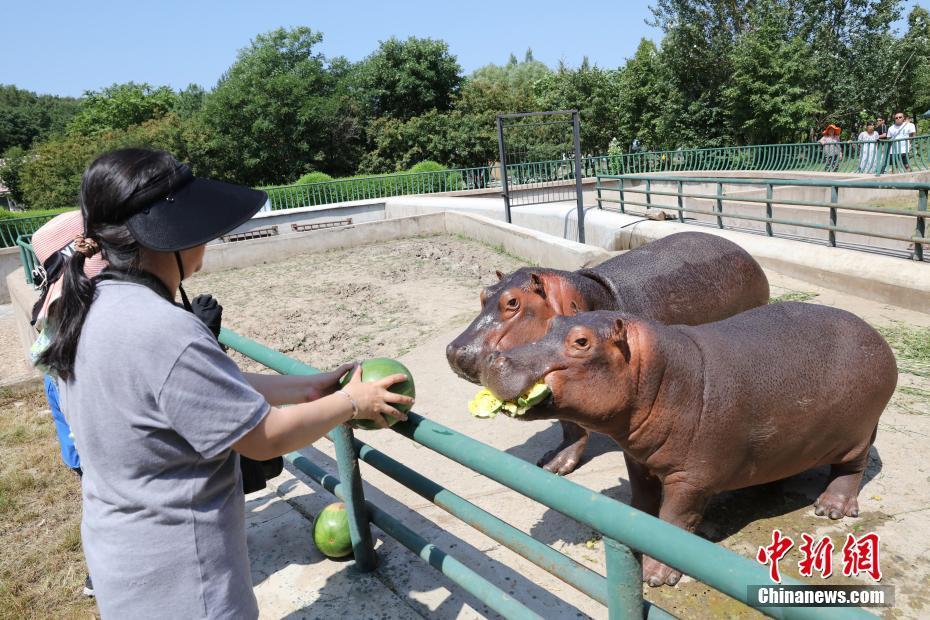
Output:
(389, 412), (876, 620)
(352, 438), (609, 605)
(595, 174), (929, 259)
(284, 452), (544, 620)
(604, 538), (643, 620)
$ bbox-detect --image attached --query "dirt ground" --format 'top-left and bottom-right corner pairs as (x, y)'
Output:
(189, 234), (930, 619)
(189, 236), (526, 374)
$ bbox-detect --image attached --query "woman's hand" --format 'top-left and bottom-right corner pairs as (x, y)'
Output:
(340, 366), (414, 428)
(303, 362), (356, 402)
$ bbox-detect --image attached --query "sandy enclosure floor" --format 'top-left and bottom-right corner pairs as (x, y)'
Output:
(188, 235), (929, 619)
(189, 236), (525, 374)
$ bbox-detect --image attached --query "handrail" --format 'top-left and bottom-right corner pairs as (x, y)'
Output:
(596, 174), (929, 261)
(258, 134), (930, 211)
(16, 235), (36, 285)
(217, 326), (876, 619)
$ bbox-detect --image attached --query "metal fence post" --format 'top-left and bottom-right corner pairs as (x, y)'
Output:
(330, 424), (378, 571)
(572, 110), (586, 244)
(645, 179), (652, 211)
(715, 182), (724, 229)
(829, 186), (838, 247)
(604, 537), (643, 619)
(496, 115), (512, 224)
(765, 184), (774, 237)
(619, 177), (626, 214)
(676, 180), (685, 222)
(917, 189), (927, 261)
(877, 140), (891, 176)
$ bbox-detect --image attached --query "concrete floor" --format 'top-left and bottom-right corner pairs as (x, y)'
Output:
(246, 270), (930, 620)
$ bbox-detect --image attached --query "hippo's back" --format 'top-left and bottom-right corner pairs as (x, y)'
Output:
(582, 232), (769, 326)
(685, 301), (897, 426)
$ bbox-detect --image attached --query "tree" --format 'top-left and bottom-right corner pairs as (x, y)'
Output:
(66, 82), (179, 135)
(534, 61), (622, 154)
(0, 85), (80, 153)
(890, 6), (930, 117)
(197, 27), (366, 185)
(457, 55), (551, 118)
(0, 146), (28, 204)
(358, 37), (463, 120)
(360, 111), (495, 172)
(616, 39), (683, 151)
(18, 113), (194, 210)
(723, 1), (824, 144)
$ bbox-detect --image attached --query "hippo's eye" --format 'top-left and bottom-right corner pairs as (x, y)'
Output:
(574, 337), (589, 348)
(506, 298), (519, 310)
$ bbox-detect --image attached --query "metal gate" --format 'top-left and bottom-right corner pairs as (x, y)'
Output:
(496, 110), (586, 243)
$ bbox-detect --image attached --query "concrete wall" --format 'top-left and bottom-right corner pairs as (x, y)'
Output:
(386, 195), (930, 314)
(221, 199), (386, 238)
(0, 246), (24, 304)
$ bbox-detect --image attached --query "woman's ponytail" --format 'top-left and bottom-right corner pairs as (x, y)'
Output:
(39, 250), (97, 380)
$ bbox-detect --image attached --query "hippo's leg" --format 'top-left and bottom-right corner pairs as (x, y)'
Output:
(815, 430), (875, 520)
(624, 453), (661, 516)
(643, 480), (711, 587)
(537, 421), (589, 476)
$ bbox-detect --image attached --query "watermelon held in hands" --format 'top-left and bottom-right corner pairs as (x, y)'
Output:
(339, 357), (416, 430)
(312, 502), (353, 559)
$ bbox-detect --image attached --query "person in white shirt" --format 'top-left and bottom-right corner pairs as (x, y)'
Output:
(886, 112), (916, 171)
(857, 121), (881, 173)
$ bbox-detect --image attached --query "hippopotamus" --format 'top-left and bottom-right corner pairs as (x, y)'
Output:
(481, 303), (897, 586)
(447, 231), (770, 474)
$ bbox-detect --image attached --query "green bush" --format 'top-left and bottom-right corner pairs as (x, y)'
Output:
(407, 160), (446, 173)
(296, 171), (334, 184)
(265, 161), (465, 210)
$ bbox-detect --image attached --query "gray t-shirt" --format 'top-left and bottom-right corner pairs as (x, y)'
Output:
(60, 281), (270, 619)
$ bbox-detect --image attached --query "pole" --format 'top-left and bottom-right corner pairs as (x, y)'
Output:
(572, 110), (586, 243)
(496, 115), (512, 224)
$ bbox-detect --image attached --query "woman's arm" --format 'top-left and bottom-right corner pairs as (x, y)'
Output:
(233, 369), (413, 460)
(244, 364), (352, 406)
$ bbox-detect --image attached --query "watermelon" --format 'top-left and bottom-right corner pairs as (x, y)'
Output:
(468, 381), (550, 419)
(340, 357), (415, 430)
(312, 502), (353, 559)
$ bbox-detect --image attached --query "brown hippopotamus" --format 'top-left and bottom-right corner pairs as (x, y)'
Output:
(481, 303), (897, 586)
(447, 231), (770, 474)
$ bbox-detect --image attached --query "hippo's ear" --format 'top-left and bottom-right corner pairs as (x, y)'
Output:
(529, 273), (546, 299)
(495, 270), (505, 281)
(611, 318), (631, 362)
(569, 300), (580, 315)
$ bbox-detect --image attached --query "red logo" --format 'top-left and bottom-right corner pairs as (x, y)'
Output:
(798, 534), (834, 579)
(842, 533), (882, 581)
(757, 529), (794, 583)
(756, 530), (883, 583)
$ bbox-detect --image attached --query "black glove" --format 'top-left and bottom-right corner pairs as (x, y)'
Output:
(191, 294), (223, 340)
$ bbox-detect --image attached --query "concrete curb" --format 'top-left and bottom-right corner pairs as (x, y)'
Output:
(385, 196), (929, 314)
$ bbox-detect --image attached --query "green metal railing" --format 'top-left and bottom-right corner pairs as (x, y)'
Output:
(259, 135), (930, 213)
(596, 174), (929, 261)
(16, 235), (36, 285)
(0, 213), (59, 248)
(218, 327), (876, 619)
(584, 135), (930, 178)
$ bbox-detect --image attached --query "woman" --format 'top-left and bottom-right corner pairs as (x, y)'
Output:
(819, 124), (843, 172)
(40, 148), (412, 618)
(857, 121), (880, 173)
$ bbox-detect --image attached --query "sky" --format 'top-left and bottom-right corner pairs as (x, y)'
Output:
(2, 0), (927, 98)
